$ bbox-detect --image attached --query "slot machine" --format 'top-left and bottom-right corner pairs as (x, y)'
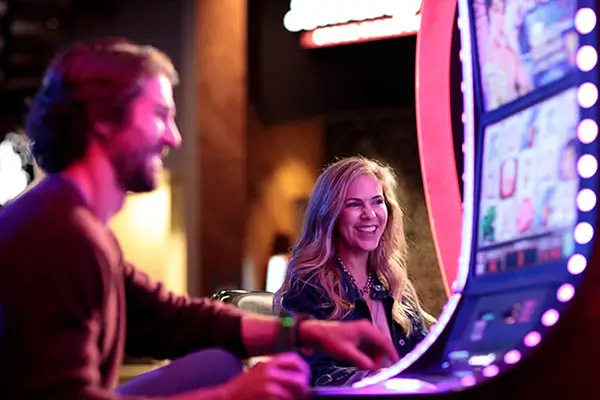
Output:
(312, 0), (600, 397)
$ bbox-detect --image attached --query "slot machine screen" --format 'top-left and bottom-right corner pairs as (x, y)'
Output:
(475, 88), (580, 276)
(473, 0), (578, 112)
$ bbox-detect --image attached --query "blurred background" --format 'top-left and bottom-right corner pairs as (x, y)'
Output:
(0, 0), (448, 321)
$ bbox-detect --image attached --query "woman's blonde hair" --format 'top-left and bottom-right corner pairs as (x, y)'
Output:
(274, 156), (434, 334)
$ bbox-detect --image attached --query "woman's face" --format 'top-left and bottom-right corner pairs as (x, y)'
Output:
(336, 174), (388, 254)
(488, 0), (506, 40)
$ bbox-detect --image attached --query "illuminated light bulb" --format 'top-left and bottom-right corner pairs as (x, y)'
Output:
(577, 189), (597, 212)
(557, 283), (575, 303)
(574, 222), (594, 244)
(577, 45), (598, 72)
(578, 83), (598, 108)
(504, 350), (521, 365)
(524, 331), (542, 347)
(577, 154), (598, 178)
(567, 254), (587, 275)
(575, 8), (597, 35)
(541, 309), (560, 327)
(482, 365), (499, 378)
(577, 119), (598, 144)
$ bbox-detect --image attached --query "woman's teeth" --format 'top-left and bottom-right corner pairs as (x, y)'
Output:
(356, 226), (377, 233)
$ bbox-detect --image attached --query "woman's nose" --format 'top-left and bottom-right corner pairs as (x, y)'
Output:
(361, 207), (376, 219)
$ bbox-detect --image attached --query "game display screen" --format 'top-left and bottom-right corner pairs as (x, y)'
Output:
(475, 88), (579, 276)
(473, 0), (578, 112)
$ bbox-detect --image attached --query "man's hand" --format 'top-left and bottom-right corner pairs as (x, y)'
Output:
(299, 319), (400, 370)
(220, 353), (310, 400)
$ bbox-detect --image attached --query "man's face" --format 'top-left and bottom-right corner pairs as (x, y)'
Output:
(107, 74), (181, 193)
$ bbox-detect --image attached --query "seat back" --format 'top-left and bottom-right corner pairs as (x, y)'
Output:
(211, 289), (275, 316)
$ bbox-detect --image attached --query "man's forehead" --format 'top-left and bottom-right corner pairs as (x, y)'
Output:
(140, 74), (175, 108)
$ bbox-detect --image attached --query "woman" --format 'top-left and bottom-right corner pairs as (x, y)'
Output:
(273, 156), (434, 387)
(481, 0), (533, 110)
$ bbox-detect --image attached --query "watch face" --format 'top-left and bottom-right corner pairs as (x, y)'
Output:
(275, 316), (296, 353)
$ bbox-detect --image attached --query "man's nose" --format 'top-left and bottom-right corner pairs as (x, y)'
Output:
(164, 121), (182, 149)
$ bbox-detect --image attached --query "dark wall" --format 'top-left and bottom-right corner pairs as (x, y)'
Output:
(249, 0), (418, 124)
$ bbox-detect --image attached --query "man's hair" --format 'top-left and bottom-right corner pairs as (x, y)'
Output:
(25, 37), (179, 173)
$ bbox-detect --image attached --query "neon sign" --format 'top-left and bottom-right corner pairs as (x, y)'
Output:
(283, 0), (422, 49)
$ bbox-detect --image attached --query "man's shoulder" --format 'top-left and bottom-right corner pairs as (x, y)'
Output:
(0, 178), (118, 268)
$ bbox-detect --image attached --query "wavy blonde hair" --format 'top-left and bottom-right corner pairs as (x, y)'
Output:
(274, 156), (434, 334)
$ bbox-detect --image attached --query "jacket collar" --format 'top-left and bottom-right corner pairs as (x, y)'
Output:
(333, 257), (394, 304)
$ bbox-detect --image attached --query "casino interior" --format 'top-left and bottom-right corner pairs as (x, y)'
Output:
(0, 0), (599, 397)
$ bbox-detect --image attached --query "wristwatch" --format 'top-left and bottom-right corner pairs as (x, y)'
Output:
(275, 313), (313, 353)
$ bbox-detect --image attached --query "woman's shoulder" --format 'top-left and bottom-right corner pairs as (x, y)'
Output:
(281, 274), (324, 302)
(280, 274), (335, 317)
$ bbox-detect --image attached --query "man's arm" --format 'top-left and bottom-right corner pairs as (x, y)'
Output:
(123, 263), (324, 360)
(123, 263), (248, 360)
(123, 264), (397, 369)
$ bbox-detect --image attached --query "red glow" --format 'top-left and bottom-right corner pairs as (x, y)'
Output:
(300, 17), (419, 49)
(415, 0), (461, 297)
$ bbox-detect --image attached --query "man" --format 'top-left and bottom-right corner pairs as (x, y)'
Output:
(0, 38), (398, 400)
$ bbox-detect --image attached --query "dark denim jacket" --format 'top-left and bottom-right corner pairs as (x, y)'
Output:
(280, 269), (429, 387)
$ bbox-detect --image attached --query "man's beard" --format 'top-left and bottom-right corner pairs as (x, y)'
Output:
(111, 150), (158, 194)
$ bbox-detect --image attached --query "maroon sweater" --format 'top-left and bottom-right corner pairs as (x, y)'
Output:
(0, 176), (246, 399)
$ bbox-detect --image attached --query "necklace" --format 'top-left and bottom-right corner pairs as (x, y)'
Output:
(337, 257), (373, 296)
